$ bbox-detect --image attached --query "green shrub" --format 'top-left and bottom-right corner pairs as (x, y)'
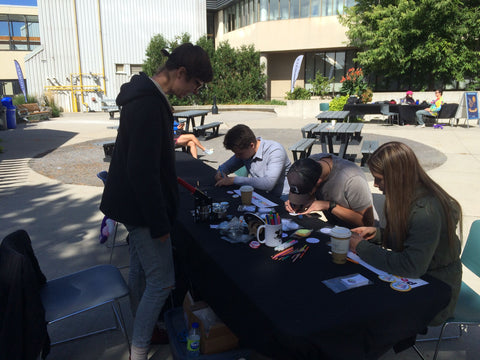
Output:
(328, 95), (349, 111)
(143, 35), (267, 106)
(285, 87), (311, 100)
(12, 94), (38, 106)
(308, 72), (332, 96)
(360, 88), (373, 104)
(44, 93), (62, 117)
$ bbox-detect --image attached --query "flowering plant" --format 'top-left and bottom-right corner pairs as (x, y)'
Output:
(339, 68), (368, 98)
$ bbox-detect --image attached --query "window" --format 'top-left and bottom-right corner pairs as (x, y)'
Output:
(279, 0), (289, 20)
(269, 0), (279, 20)
(0, 13), (40, 51)
(300, 0), (310, 18)
(130, 64), (143, 75)
(259, 0), (268, 21)
(304, 49), (357, 93)
(115, 64), (125, 73)
(290, 0), (300, 19)
(221, 0), (356, 33)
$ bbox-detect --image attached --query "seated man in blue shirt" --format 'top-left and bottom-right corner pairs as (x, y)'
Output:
(214, 124), (291, 197)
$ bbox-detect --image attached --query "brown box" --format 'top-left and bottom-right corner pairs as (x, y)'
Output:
(182, 292), (239, 355)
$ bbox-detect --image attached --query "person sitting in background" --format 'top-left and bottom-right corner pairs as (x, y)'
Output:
(214, 124), (291, 197)
(403, 90), (416, 104)
(349, 142), (462, 326)
(285, 154), (376, 228)
(415, 89), (444, 127)
(173, 121), (213, 159)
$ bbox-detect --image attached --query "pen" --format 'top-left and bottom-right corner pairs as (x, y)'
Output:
(300, 245), (309, 259)
(347, 257), (359, 264)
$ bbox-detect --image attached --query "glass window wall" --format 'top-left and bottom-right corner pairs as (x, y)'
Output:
(224, 0), (352, 32)
(0, 13), (40, 51)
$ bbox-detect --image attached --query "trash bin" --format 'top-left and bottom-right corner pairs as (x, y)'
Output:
(320, 102), (329, 111)
(1, 97), (16, 129)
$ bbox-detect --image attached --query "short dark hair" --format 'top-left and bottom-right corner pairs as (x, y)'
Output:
(156, 43), (213, 83)
(223, 124), (256, 150)
(287, 158), (323, 194)
(435, 89), (443, 95)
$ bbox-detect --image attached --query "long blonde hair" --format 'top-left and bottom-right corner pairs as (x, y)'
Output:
(368, 142), (462, 250)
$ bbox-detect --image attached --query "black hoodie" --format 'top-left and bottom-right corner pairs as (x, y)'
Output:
(100, 72), (178, 238)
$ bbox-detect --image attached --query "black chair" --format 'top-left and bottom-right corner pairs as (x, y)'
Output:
(380, 103), (399, 125)
(0, 229), (130, 357)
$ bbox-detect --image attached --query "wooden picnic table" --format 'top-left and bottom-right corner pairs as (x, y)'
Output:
(311, 122), (363, 160)
(173, 110), (209, 132)
(315, 110), (350, 123)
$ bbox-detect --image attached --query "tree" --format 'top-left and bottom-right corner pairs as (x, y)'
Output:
(339, 0), (480, 90)
(142, 35), (267, 105)
(142, 34), (169, 76)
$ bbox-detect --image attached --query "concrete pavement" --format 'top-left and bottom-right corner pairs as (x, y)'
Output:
(0, 110), (479, 360)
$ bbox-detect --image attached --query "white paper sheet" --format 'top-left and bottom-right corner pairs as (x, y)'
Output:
(347, 251), (428, 288)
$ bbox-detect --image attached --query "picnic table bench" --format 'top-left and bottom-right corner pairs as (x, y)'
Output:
(101, 98), (120, 119)
(301, 123), (319, 138)
(17, 103), (52, 122)
(173, 110), (222, 139)
(193, 121), (222, 140)
(360, 140), (379, 166)
(288, 138), (316, 161)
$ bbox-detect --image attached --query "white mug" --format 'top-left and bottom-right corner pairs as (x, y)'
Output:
(256, 224), (283, 247)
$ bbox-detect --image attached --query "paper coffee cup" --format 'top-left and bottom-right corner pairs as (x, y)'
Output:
(240, 185), (253, 205)
(330, 226), (351, 264)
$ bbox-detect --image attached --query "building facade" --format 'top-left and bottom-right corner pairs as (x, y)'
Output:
(10, 0), (357, 111)
(207, 0), (355, 100)
(0, 5), (40, 98)
(24, 0), (207, 112)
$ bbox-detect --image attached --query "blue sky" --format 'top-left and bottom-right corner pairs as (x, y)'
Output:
(0, 0), (37, 5)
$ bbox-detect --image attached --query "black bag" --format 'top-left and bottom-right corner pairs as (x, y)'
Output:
(347, 96), (360, 105)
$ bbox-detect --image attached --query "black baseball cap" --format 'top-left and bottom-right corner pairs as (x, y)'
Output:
(287, 158), (322, 212)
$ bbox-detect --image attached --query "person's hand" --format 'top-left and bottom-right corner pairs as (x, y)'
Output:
(215, 175), (234, 187)
(284, 199), (294, 213)
(177, 122), (185, 129)
(349, 232), (364, 253)
(214, 170), (224, 182)
(351, 226), (377, 240)
(284, 199), (328, 215)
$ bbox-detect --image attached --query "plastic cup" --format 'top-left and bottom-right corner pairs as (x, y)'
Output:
(330, 226), (351, 264)
(240, 185), (253, 205)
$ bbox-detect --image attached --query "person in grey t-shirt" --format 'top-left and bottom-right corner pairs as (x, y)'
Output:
(214, 124), (291, 197)
(285, 154), (376, 227)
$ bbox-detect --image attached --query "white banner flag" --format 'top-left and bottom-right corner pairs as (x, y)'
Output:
(290, 55), (304, 93)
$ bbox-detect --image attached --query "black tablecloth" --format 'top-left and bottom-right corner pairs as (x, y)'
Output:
(172, 152), (452, 360)
(343, 104), (383, 117)
(344, 103), (459, 125)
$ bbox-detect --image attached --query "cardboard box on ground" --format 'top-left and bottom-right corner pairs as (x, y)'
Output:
(182, 291), (239, 354)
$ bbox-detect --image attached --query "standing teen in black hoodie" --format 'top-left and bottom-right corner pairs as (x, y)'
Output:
(100, 43), (213, 360)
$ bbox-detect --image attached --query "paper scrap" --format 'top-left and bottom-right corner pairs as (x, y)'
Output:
(347, 251), (428, 288)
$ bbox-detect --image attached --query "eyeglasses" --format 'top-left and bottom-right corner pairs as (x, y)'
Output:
(194, 79), (204, 92)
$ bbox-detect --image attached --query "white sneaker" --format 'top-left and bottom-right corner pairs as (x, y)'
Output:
(203, 148), (214, 155)
(416, 124), (425, 128)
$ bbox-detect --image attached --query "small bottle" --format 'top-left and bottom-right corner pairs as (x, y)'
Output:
(186, 322), (200, 357)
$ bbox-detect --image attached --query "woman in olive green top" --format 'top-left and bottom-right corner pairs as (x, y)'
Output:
(350, 142), (462, 326)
